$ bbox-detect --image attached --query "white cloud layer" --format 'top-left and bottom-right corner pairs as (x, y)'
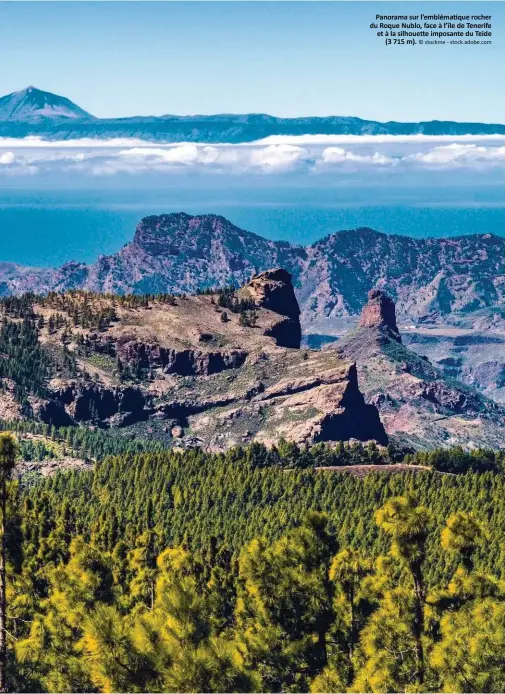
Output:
(254, 134), (505, 146)
(404, 143), (505, 166)
(0, 136), (504, 178)
(318, 147), (393, 167)
(0, 152), (16, 165)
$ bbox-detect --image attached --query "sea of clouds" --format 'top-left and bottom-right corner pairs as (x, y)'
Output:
(0, 134), (504, 178)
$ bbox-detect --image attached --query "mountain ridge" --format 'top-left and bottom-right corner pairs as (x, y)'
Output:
(0, 269), (388, 450)
(3, 273), (503, 452)
(1, 87), (503, 141)
(2, 214), (505, 332)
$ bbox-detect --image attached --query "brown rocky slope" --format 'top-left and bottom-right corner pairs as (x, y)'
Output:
(3, 212), (505, 419)
(2, 269), (387, 450)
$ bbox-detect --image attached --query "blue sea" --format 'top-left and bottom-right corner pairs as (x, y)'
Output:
(0, 183), (504, 267)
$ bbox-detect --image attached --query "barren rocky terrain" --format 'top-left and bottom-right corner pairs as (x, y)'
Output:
(1, 269), (387, 451)
(2, 267), (504, 453)
(2, 213), (505, 451)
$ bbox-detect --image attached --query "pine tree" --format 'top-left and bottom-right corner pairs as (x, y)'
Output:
(440, 511), (483, 572)
(431, 599), (505, 692)
(81, 603), (159, 693)
(310, 548), (372, 692)
(0, 433), (18, 693)
(375, 495), (430, 687)
(236, 513), (336, 691)
(15, 538), (113, 692)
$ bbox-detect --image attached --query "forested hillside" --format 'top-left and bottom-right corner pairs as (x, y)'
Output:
(1, 439), (505, 692)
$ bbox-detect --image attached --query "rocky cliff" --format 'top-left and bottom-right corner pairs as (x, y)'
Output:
(4, 276), (505, 451)
(358, 289), (400, 341)
(1, 271), (387, 450)
(238, 268), (301, 348)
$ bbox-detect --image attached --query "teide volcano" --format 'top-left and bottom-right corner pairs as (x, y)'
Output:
(0, 86), (94, 122)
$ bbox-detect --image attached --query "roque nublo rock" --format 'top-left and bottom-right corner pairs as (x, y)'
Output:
(333, 291), (505, 451)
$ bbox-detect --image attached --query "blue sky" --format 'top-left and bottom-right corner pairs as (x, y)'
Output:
(0, 1), (503, 122)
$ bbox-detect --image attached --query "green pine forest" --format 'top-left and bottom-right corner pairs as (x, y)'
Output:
(0, 437), (504, 692)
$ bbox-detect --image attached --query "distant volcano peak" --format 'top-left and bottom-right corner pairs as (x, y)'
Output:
(0, 86), (94, 122)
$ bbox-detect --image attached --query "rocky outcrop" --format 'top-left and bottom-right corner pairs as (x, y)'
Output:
(241, 268), (300, 319)
(240, 268), (302, 348)
(49, 382), (148, 426)
(109, 336), (247, 376)
(6, 274), (388, 449)
(177, 350), (388, 450)
(250, 362), (387, 445)
(36, 399), (73, 427)
(403, 331), (505, 405)
(37, 344), (387, 448)
(418, 382), (467, 411)
(300, 229), (505, 330)
(359, 289), (400, 341)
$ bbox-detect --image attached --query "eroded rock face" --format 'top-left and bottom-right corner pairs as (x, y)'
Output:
(3, 269), (388, 450)
(182, 351), (388, 449)
(359, 289), (400, 340)
(335, 291), (505, 450)
(403, 332), (505, 405)
(38, 349), (388, 448)
(50, 382), (148, 426)
(241, 268), (302, 348)
(251, 362), (387, 445)
(243, 269), (300, 319)
(263, 317), (301, 349)
(115, 339), (247, 376)
(33, 399), (73, 428)
(418, 382), (467, 411)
